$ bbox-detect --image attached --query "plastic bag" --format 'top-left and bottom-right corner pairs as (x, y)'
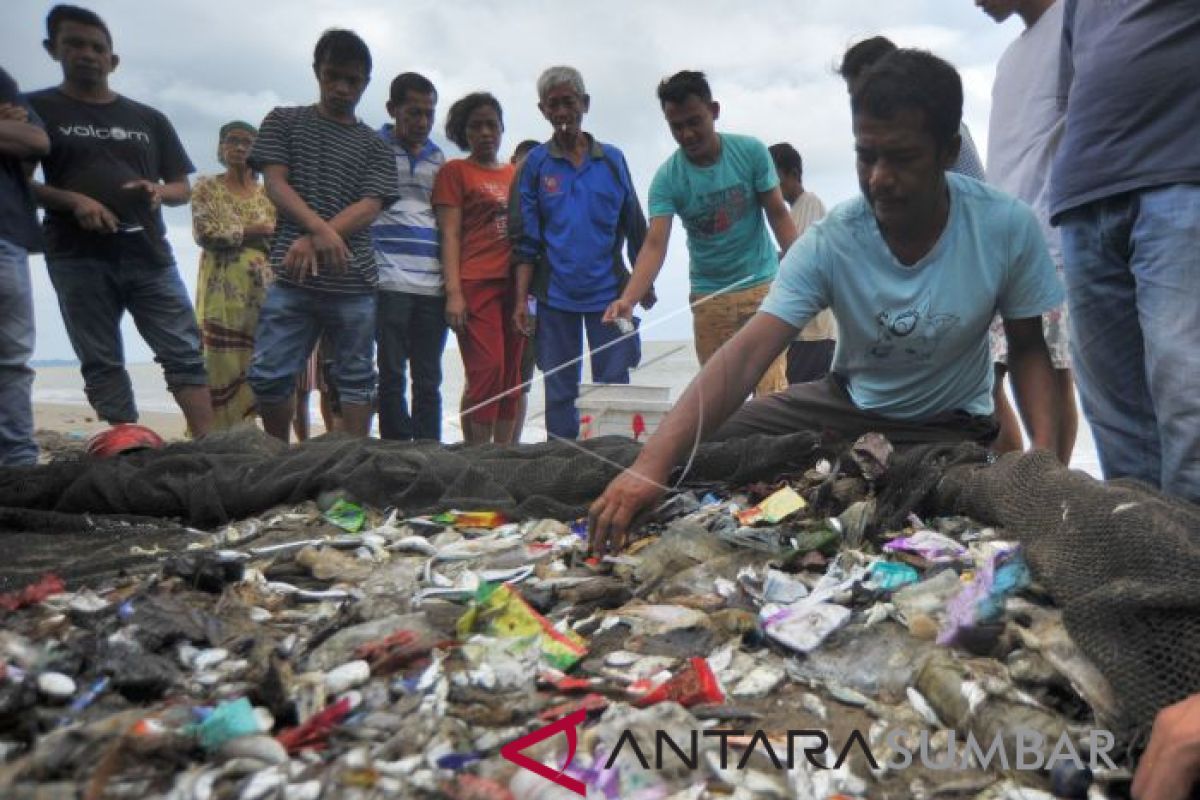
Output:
(457, 582), (587, 670)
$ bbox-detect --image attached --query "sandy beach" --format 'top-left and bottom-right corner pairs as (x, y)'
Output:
(30, 345), (1104, 479)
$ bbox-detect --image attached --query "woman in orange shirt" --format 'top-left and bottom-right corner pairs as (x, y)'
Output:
(432, 93), (523, 444)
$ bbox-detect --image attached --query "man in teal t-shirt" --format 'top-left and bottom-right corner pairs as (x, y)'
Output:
(604, 70), (797, 397)
(589, 50), (1064, 556)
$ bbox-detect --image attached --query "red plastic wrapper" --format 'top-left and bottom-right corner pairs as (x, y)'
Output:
(353, 629), (454, 676)
(276, 697), (353, 753)
(634, 657), (725, 708)
(441, 774), (516, 800)
(539, 692), (609, 721)
(0, 573), (66, 612)
(537, 671), (598, 693)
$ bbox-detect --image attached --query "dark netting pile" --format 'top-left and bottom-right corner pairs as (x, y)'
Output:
(0, 427), (827, 588)
(921, 447), (1200, 743)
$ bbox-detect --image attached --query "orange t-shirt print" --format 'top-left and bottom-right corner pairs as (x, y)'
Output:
(432, 159), (516, 281)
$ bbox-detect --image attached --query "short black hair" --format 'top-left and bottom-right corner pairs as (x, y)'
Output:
(46, 4), (112, 46)
(851, 49), (962, 151)
(444, 92), (504, 151)
(512, 139), (540, 163)
(313, 29), (371, 75)
(838, 36), (897, 82)
(389, 72), (436, 106)
(769, 143), (803, 178)
(656, 70), (712, 107)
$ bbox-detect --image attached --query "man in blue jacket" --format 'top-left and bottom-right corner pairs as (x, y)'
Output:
(510, 65), (652, 440)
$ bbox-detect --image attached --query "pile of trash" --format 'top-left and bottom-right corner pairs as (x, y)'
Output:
(0, 431), (1193, 799)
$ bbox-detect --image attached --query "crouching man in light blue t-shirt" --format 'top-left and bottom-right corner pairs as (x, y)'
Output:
(589, 48), (1064, 555)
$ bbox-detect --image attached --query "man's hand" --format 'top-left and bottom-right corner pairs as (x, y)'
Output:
(446, 290), (468, 332)
(282, 235), (317, 281)
(70, 193), (119, 233)
(640, 286), (658, 311)
(309, 224), (350, 274)
(0, 103), (29, 122)
(587, 464), (668, 557)
(121, 179), (163, 212)
(602, 296), (635, 325)
(1133, 694), (1200, 800)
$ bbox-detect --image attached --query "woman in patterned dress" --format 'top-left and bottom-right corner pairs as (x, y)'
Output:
(191, 121), (276, 430)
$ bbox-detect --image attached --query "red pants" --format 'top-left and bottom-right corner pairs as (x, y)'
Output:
(457, 278), (525, 424)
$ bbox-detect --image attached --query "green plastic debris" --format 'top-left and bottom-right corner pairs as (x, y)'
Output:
(781, 527), (842, 565)
(323, 498), (366, 533)
(194, 697), (259, 751)
(870, 561), (921, 591)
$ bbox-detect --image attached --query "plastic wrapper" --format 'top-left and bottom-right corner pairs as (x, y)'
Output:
(323, 499), (366, 533)
(193, 697), (261, 751)
(736, 486), (806, 525)
(456, 582), (587, 670)
(633, 657), (724, 707)
(869, 561), (920, 591)
(939, 548), (1031, 645)
(0, 573), (66, 612)
(883, 529), (968, 562)
(762, 602), (852, 654)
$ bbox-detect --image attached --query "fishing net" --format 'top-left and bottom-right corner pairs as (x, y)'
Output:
(925, 448), (1200, 742)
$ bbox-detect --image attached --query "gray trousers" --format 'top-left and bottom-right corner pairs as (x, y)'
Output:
(711, 375), (998, 447)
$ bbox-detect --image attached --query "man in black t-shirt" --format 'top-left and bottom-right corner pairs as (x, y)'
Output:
(245, 29), (397, 442)
(0, 66), (50, 466)
(29, 5), (213, 436)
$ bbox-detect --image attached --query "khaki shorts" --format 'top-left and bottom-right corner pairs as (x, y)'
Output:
(691, 281), (787, 397)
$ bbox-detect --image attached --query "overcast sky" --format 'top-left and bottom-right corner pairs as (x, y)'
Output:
(2, 0), (1026, 362)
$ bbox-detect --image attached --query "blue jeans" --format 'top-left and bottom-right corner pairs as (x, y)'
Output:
(1059, 183), (1200, 501)
(0, 238), (37, 465)
(46, 254), (207, 424)
(537, 306), (641, 440)
(376, 290), (447, 441)
(248, 284), (377, 406)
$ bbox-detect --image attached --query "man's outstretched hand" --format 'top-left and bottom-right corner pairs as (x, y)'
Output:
(1133, 694), (1200, 800)
(587, 466), (667, 557)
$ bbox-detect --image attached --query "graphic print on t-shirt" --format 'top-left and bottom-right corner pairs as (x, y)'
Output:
(693, 185), (749, 237)
(479, 180), (510, 240)
(868, 295), (961, 362)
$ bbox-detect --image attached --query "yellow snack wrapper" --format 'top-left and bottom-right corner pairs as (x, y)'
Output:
(456, 582), (587, 669)
(758, 486), (807, 523)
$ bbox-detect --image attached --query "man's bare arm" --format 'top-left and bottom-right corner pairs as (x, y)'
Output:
(588, 312), (798, 554)
(762, 187), (799, 253)
(0, 119), (49, 159)
(1005, 315), (1059, 454)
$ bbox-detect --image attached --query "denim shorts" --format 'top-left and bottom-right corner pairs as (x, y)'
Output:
(248, 283), (377, 406)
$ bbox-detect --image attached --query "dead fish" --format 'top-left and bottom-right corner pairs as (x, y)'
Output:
(731, 664), (786, 699)
(907, 686), (944, 727)
(250, 539), (323, 557)
(264, 581), (357, 602)
(691, 705), (764, 721)
(432, 538), (523, 561)
(603, 650), (642, 668)
(386, 537), (439, 556)
(1008, 601), (1119, 723)
(800, 693), (828, 721)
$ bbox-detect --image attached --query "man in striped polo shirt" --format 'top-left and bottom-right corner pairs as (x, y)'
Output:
(371, 73), (447, 441)
(247, 29), (398, 442)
